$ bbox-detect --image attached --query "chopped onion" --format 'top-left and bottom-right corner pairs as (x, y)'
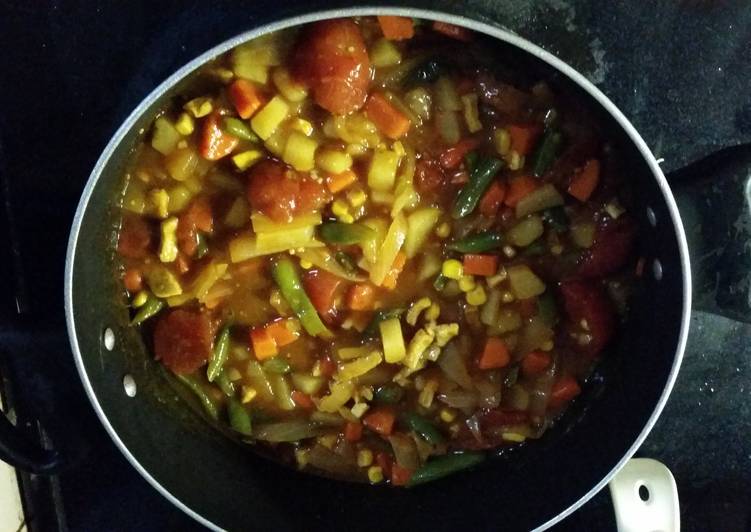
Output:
(388, 433), (420, 470)
(437, 342), (474, 389)
(253, 420), (325, 442)
(475, 379), (502, 409)
(438, 389), (478, 411)
(466, 415), (483, 443)
(307, 444), (363, 478)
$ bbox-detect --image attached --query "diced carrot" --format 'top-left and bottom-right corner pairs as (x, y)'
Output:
(123, 268), (143, 292)
(504, 175), (539, 207)
(250, 327), (277, 360)
(439, 138), (479, 169)
(507, 124), (542, 156)
(477, 337), (510, 369)
(363, 407), (396, 436)
(344, 421), (363, 442)
(381, 252), (407, 290)
(319, 355), (337, 378)
(377, 16), (414, 40)
(347, 283), (377, 311)
(479, 180), (506, 217)
(567, 159), (601, 202)
(291, 390), (315, 409)
(364, 92), (411, 139)
(326, 169), (358, 194)
(521, 350), (552, 377)
(302, 269), (344, 318)
(391, 464), (413, 486)
(265, 319), (300, 347)
(199, 112), (239, 160)
(462, 254), (498, 277)
(432, 21), (472, 41)
(375, 452), (393, 477)
(517, 297), (538, 319)
(549, 376), (581, 409)
(228, 79), (264, 119)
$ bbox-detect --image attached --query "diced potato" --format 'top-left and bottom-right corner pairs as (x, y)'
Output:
(268, 374), (295, 410)
(515, 184), (564, 218)
(291, 373), (324, 395)
(167, 185), (193, 214)
(232, 150), (263, 171)
(288, 118), (314, 136)
(263, 128), (288, 157)
(461, 93), (482, 133)
(283, 131), (318, 171)
(367, 149), (400, 192)
(506, 215), (544, 247)
(494, 128), (511, 156)
(318, 380), (355, 412)
(165, 147), (199, 181)
(507, 265), (546, 299)
(151, 117), (180, 155)
(251, 212), (321, 232)
(123, 181), (147, 214)
(435, 77), (462, 111)
(193, 262), (228, 301)
(405, 87), (432, 121)
(146, 266), (182, 298)
(370, 38), (402, 67)
(251, 96), (289, 140)
(158, 217), (179, 263)
(338, 351), (383, 381)
(272, 67), (308, 102)
(436, 110), (461, 144)
(317, 149), (353, 174)
(404, 207), (441, 258)
(224, 197), (250, 228)
(183, 97), (213, 118)
(233, 36), (284, 68)
(495, 308), (522, 333)
(570, 221), (596, 248)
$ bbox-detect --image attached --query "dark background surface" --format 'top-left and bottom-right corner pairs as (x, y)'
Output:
(0, 0), (750, 530)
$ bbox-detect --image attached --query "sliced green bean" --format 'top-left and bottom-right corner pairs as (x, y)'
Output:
(177, 375), (219, 420)
(207, 325), (231, 382)
(319, 222), (375, 245)
(464, 151), (479, 174)
(222, 117), (259, 142)
(402, 412), (445, 444)
(530, 129), (562, 177)
(452, 157), (504, 219)
(272, 258), (331, 338)
(408, 451), (485, 486)
(334, 251), (358, 274)
(447, 231), (504, 253)
(215, 371), (235, 397)
(227, 398), (252, 436)
(262, 357), (291, 374)
(131, 296), (164, 325)
(373, 383), (404, 405)
(432, 273), (448, 291)
(537, 291), (559, 327)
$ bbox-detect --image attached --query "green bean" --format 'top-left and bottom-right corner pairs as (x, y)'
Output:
(272, 258), (331, 338)
(131, 296), (164, 325)
(177, 375), (219, 420)
(215, 371), (235, 397)
(408, 452), (485, 486)
(542, 206), (569, 232)
(364, 308), (406, 338)
(402, 412), (445, 444)
(319, 222), (375, 245)
(530, 129), (562, 177)
(207, 325), (231, 382)
(447, 231), (504, 253)
(222, 117), (259, 142)
(262, 357), (291, 374)
(464, 151), (479, 174)
(227, 398), (252, 436)
(452, 157), (504, 219)
(373, 383), (404, 405)
(334, 251), (358, 273)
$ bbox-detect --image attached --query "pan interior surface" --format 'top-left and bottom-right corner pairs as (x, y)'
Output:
(64, 7), (690, 531)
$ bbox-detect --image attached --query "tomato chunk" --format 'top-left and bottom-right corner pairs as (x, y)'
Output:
(414, 158), (446, 194)
(577, 217), (636, 278)
(302, 269), (344, 322)
(292, 19), (371, 115)
(117, 214), (152, 259)
(199, 112), (239, 160)
(176, 196), (213, 256)
(246, 159), (330, 223)
(154, 310), (214, 374)
(559, 280), (615, 358)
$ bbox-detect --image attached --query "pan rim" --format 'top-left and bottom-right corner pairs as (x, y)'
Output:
(64, 6), (692, 531)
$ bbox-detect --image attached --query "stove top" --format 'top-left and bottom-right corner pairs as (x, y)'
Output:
(0, 1), (749, 531)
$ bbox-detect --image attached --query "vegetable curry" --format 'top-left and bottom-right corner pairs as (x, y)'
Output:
(115, 16), (637, 486)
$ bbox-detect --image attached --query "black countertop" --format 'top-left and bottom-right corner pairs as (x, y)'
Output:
(0, 1), (749, 530)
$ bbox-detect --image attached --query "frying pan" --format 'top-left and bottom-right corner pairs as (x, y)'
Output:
(0, 7), (693, 531)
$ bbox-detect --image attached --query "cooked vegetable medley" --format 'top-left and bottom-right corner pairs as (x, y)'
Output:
(115, 16), (637, 486)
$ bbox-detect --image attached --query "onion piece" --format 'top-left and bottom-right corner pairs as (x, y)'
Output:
(307, 444), (363, 478)
(253, 420), (325, 442)
(437, 341), (474, 389)
(388, 433), (420, 470)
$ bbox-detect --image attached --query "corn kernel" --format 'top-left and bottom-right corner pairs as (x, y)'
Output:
(494, 128), (511, 156)
(299, 259), (313, 269)
(458, 275), (476, 293)
(183, 97), (213, 118)
(435, 222), (451, 238)
(346, 188), (367, 209)
(289, 118), (314, 136)
(501, 432), (526, 443)
(318, 434), (338, 449)
(357, 449), (374, 468)
(232, 149), (263, 170)
(317, 149), (353, 174)
(351, 402), (370, 418)
(541, 340), (554, 351)
(501, 290), (515, 303)
(440, 408), (457, 423)
(241, 386), (258, 403)
(441, 259), (463, 280)
(332, 199), (354, 223)
(132, 291), (149, 308)
(367, 466), (384, 484)
(174, 112), (195, 135)
(466, 285), (487, 306)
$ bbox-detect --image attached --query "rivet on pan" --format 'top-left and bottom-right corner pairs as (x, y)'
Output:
(123, 374), (137, 397)
(652, 259), (663, 281)
(103, 328), (116, 351)
(646, 207), (657, 227)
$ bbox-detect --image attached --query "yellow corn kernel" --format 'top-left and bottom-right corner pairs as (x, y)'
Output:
(251, 96), (289, 140)
(458, 275), (476, 293)
(494, 128), (511, 156)
(425, 303), (440, 322)
(317, 149), (353, 174)
(541, 340), (554, 351)
(318, 434), (338, 449)
(466, 285), (487, 306)
(174, 112), (195, 135)
(299, 259), (313, 269)
(406, 297), (432, 326)
(439, 408), (457, 423)
(289, 118), (314, 136)
(241, 386), (258, 404)
(183, 97), (213, 118)
(435, 222), (451, 238)
(441, 259), (463, 280)
(351, 402), (370, 419)
(392, 140), (406, 158)
(232, 149), (263, 170)
(158, 217), (179, 263)
(332, 200), (354, 223)
(149, 188), (169, 219)
(132, 291), (149, 308)
(367, 466), (384, 484)
(357, 449), (374, 468)
(283, 131), (317, 171)
(272, 67), (308, 102)
(501, 432), (527, 443)
(346, 189), (367, 209)
(501, 291), (516, 303)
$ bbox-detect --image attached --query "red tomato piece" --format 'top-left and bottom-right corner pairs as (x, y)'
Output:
(153, 310), (214, 374)
(549, 376), (582, 409)
(199, 113), (239, 161)
(414, 158), (446, 194)
(480, 409), (529, 429)
(176, 196), (213, 256)
(117, 214), (152, 259)
(123, 268), (143, 292)
(577, 217), (636, 278)
(391, 464), (413, 486)
(302, 269), (345, 322)
(292, 19), (371, 115)
(559, 280), (615, 358)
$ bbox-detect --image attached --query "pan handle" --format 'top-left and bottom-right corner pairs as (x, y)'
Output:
(667, 143), (751, 323)
(0, 409), (61, 474)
